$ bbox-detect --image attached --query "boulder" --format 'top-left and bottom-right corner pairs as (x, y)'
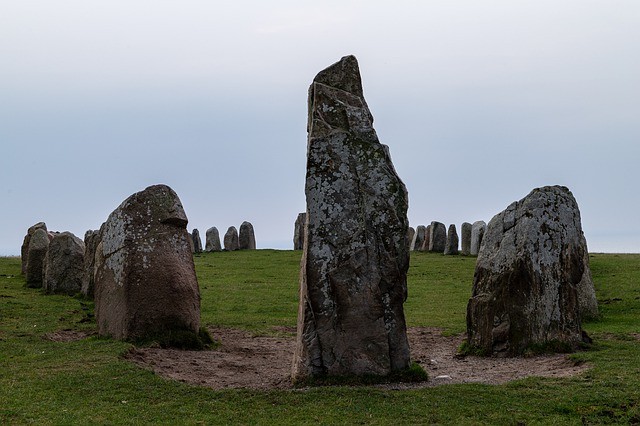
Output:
(460, 222), (472, 256)
(470, 221), (486, 256)
(81, 229), (100, 298)
(21, 222), (47, 275)
(43, 231), (85, 295)
(292, 55), (411, 382)
(94, 184), (201, 343)
(577, 234), (599, 320)
(192, 229), (203, 253)
(223, 226), (239, 251)
(412, 225), (426, 251)
(238, 221), (256, 250)
(205, 227), (222, 252)
(444, 224), (459, 255)
(407, 227), (415, 252)
(25, 228), (50, 287)
(466, 185), (591, 356)
(428, 221), (447, 253)
(293, 213), (306, 250)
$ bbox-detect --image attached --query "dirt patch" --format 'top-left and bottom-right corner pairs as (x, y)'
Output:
(125, 326), (589, 390)
(43, 329), (96, 342)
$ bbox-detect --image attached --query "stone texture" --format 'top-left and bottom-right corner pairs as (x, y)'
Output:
(94, 184), (201, 342)
(293, 213), (306, 250)
(43, 231), (85, 295)
(205, 227), (222, 252)
(466, 185), (591, 356)
(412, 225), (426, 251)
(21, 222), (47, 275)
(292, 55), (411, 382)
(460, 222), (472, 256)
(444, 224), (459, 255)
(81, 230), (100, 298)
(238, 221), (256, 250)
(25, 228), (50, 287)
(470, 221), (486, 256)
(428, 221), (447, 253)
(577, 234), (599, 320)
(407, 227), (415, 252)
(224, 226), (239, 251)
(192, 229), (203, 253)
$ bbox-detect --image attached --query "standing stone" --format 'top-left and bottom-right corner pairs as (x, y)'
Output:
(466, 186), (591, 356)
(470, 221), (486, 256)
(420, 224), (432, 251)
(577, 234), (599, 320)
(407, 227), (415, 252)
(205, 227), (222, 252)
(21, 222), (47, 275)
(460, 222), (472, 256)
(444, 224), (459, 255)
(292, 55), (411, 382)
(25, 228), (50, 287)
(43, 231), (85, 295)
(81, 229), (100, 298)
(192, 229), (203, 253)
(412, 225), (426, 251)
(94, 184), (201, 343)
(238, 221), (256, 250)
(293, 213), (306, 250)
(428, 221), (447, 253)
(223, 226), (239, 251)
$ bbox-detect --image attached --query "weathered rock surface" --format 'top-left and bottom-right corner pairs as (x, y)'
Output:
(460, 222), (472, 256)
(82, 229), (100, 298)
(43, 231), (85, 295)
(470, 221), (486, 256)
(466, 185), (591, 356)
(292, 55), (411, 382)
(21, 222), (47, 275)
(428, 221), (447, 253)
(293, 213), (306, 250)
(421, 224), (432, 251)
(412, 225), (426, 251)
(444, 224), (459, 255)
(205, 227), (222, 252)
(25, 228), (50, 287)
(577, 235), (599, 320)
(192, 229), (203, 253)
(239, 221), (256, 250)
(94, 184), (201, 342)
(223, 226), (239, 251)
(407, 227), (415, 252)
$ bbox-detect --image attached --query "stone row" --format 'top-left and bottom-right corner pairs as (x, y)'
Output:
(407, 221), (487, 256)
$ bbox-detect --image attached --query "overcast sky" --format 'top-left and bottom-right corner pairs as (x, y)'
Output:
(1, 1), (639, 255)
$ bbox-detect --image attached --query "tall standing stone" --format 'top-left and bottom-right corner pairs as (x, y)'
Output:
(293, 213), (306, 250)
(25, 228), (50, 287)
(82, 229), (100, 298)
(470, 221), (486, 256)
(412, 225), (426, 251)
(43, 231), (85, 295)
(460, 222), (472, 256)
(205, 227), (222, 252)
(238, 221), (256, 250)
(192, 229), (203, 253)
(428, 221), (447, 253)
(407, 227), (415, 252)
(224, 226), (239, 251)
(94, 184), (201, 343)
(444, 224), (459, 255)
(21, 222), (47, 275)
(466, 186), (591, 356)
(292, 55), (411, 382)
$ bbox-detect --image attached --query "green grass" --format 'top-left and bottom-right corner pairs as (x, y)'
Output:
(1, 251), (640, 424)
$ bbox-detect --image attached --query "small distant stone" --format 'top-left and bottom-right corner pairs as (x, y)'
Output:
(81, 229), (100, 298)
(460, 222), (472, 256)
(21, 222), (47, 275)
(43, 231), (85, 295)
(205, 227), (221, 252)
(192, 229), (203, 253)
(428, 221), (446, 253)
(25, 228), (49, 288)
(224, 226), (239, 251)
(293, 213), (306, 250)
(444, 224), (459, 255)
(470, 221), (486, 256)
(407, 227), (415, 251)
(412, 225), (426, 251)
(238, 221), (256, 250)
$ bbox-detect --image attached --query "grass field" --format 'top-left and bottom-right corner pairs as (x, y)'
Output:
(1, 251), (639, 424)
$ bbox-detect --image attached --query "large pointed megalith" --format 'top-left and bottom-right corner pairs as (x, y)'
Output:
(292, 56), (411, 382)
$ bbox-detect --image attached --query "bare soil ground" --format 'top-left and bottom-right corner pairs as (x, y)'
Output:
(121, 326), (589, 390)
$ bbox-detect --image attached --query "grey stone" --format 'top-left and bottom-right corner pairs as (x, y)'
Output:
(428, 221), (447, 253)
(224, 226), (239, 251)
(81, 229), (100, 298)
(205, 227), (221, 252)
(25, 228), (49, 287)
(412, 225), (426, 251)
(192, 229), (203, 253)
(421, 224), (432, 251)
(407, 227), (415, 252)
(444, 224), (459, 255)
(293, 213), (306, 250)
(43, 231), (85, 295)
(21, 222), (47, 275)
(466, 185), (592, 356)
(292, 55), (411, 382)
(470, 221), (486, 256)
(94, 184), (201, 343)
(460, 222), (472, 256)
(238, 221), (256, 250)
(577, 234), (599, 320)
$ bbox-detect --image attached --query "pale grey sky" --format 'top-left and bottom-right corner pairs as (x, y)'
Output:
(1, 1), (639, 255)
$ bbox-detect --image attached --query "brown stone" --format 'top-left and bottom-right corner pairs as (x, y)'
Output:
(43, 231), (85, 295)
